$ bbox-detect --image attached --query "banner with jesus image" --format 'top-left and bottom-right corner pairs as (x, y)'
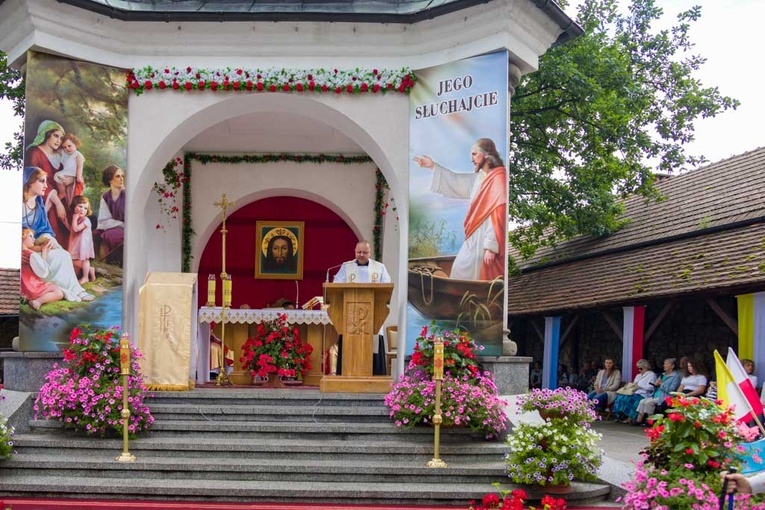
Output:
(408, 51), (509, 355)
(19, 51), (127, 351)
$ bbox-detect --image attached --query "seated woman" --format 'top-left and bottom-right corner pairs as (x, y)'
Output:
(612, 359), (657, 423)
(633, 358), (682, 426)
(676, 360), (708, 397)
(587, 357), (622, 412)
(22, 167), (94, 302)
(96, 165), (125, 264)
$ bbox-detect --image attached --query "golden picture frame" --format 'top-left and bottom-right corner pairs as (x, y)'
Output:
(255, 221), (304, 280)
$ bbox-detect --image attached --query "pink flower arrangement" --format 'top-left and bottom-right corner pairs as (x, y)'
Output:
(34, 326), (154, 437)
(517, 387), (599, 426)
(621, 395), (765, 508)
(385, 326), (506, 439)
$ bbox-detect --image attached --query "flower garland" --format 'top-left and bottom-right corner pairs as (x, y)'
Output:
(182, 156), (194, 272)
(127, 66), (416, 96)
(153, 157), (186, 232)
(179, 152), (385, 272)
(373, 169), (399, 260)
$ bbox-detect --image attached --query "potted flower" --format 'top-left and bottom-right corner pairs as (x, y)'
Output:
(34, 325), (153, 437)
(385, 323), (508, 439)
(505, 387), (602, 487)
(0, 398), (13, 460)
(409, 323), (481, 378)
(621, 395), (765, 509)
(240, 313), (313, 383)
(469, 487), (566, 510)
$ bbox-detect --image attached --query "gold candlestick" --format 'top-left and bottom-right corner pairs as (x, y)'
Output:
(214, 193), (235, 387)
(116, 333), (136, 462)
(427, 338), (447, 468)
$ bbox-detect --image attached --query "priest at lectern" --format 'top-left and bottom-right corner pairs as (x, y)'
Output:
(332, 240), (391, 375)
(333, 240), (391, 284)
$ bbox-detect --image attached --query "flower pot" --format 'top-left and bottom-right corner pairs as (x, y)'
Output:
(263, 373), (285, 388)
(250, 375), (264, 386)
(538, 410), (561, 421)
(282, 377), (302, 386)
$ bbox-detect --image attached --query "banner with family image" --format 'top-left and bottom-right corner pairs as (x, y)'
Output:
(408, 51), (509, 355)
(20, 51), (127, 351)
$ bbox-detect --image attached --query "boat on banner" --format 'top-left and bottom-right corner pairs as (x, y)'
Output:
(408, 255), (504, 341)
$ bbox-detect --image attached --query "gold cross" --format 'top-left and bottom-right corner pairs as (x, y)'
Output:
(214, 193), (235, 223)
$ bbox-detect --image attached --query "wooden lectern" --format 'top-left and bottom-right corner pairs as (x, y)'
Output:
(320, 282), (394, 393)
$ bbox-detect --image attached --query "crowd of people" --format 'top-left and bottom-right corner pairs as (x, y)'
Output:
(529, 355), (762, 427)
(20, 119), (126, 310)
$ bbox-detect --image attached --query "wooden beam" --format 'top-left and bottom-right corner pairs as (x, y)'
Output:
(560, 315), (579, 347)
(601, 311), (623, 342)
(706, 298), (738, 336)
(645, 301), (674, 342)
(531, 318), (544, 341)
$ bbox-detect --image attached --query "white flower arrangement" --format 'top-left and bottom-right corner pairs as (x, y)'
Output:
(505, 420), (603, 486)
(127, 66), (416, 95)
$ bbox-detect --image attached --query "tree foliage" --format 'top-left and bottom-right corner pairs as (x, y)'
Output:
(508, 0), (738, 258)
(0, 50), (24, 171)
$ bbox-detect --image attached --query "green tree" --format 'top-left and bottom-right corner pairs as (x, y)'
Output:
(0, 50), (24, 170)
(508, 0), (738, 258)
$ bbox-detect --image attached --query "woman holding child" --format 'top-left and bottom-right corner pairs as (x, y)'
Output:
(25, 119), (71, 247)
(22, 166), (94, 303)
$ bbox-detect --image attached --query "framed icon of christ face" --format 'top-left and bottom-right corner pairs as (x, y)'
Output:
(255, 221), (304, 280)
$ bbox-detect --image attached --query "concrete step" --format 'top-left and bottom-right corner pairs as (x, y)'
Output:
(146, 389), (388, 408)
(146, 403), (392, 423)
(10, 435), (508, 462)
(28, 419), (498, 443)
(0, 454), (506, 483)
(0, 475), (611, 505)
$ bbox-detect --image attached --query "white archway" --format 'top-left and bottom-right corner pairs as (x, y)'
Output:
(125, 91), (410, 339)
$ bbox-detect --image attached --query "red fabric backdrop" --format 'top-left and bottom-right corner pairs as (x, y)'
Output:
(198, 196), (357, 310)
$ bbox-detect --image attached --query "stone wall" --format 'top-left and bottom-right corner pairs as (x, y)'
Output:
(510, 295), (738, 382)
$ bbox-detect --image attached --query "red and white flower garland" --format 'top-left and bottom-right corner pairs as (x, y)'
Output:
(127, 66), (416, 95)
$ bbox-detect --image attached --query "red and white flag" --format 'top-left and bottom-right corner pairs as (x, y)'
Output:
(725, 347), (764, 420)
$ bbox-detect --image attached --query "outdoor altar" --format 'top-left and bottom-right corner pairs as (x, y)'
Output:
(197, 307), (335, 386)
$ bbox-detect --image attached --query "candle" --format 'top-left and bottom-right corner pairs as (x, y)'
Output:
(207, 274), (216, 307)
(223, 275), (232, 307)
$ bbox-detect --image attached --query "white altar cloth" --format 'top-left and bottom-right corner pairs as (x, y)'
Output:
(195, 307), (332, 384)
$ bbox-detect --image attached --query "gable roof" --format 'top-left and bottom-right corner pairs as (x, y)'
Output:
(507, 147), (765, 316)
(0, 268), (19, 316)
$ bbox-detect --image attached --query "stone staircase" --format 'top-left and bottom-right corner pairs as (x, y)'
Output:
(0, 388), (611, 505)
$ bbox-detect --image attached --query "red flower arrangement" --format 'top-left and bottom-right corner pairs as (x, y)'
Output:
(468, 488), (566, 510)
(240, 314), (313, 380)
(409, 322), (481, 378)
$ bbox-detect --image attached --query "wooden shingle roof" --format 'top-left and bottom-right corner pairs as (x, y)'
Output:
(0, 268), (20, 316)
(508, 147), (765, 316)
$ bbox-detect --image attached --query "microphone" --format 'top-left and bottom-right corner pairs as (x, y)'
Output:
(294, 280), (299, 309)
(325, 262), (345, 283)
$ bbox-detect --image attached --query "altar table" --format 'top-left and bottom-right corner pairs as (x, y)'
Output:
(197, 307), (336, 386)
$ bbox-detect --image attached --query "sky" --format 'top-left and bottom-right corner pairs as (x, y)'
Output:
(1, 0), (763, 270)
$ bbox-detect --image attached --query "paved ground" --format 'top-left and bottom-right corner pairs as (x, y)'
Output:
(591, 418), (649, 502)
(593, 418), (649, 465)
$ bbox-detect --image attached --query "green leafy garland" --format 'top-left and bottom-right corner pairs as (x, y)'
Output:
(182, 156), (194, 272)
(170, 153), (387, 271)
